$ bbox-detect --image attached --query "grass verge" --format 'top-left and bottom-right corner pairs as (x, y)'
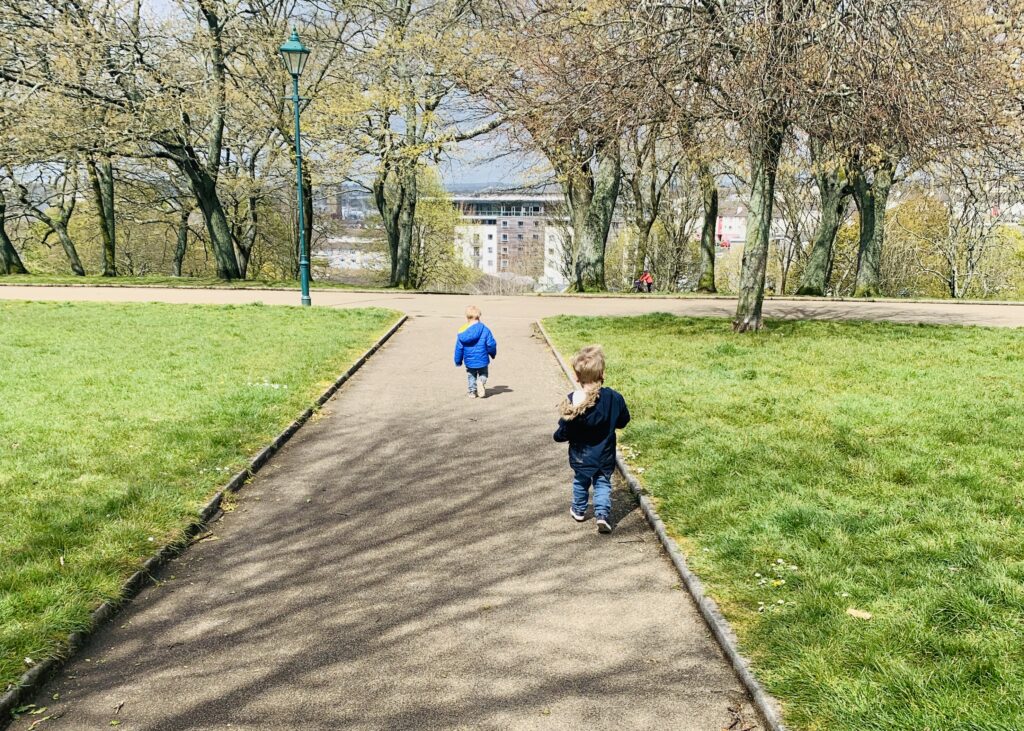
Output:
(544, 313), (1024, 731)
(0, 274), (382, 290)
(1, 301), (399, 692)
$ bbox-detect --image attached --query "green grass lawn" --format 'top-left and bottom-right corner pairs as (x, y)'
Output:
(544, 314), (1024, 731)
(0, 274), (382, 290)
(0, 301), (399, 691)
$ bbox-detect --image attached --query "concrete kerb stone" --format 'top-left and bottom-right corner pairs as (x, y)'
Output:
(535, 319), (788, 731)
(0, 314), (409, 729)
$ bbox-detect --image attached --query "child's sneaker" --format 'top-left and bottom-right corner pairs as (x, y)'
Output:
(467, 391), (477, 398)
(596, 518), (612, 534)
(477, 379), (486, 398)
(570, 508), (586, 522)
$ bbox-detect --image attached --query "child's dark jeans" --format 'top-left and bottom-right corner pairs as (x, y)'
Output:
(572, 470), (612, 519)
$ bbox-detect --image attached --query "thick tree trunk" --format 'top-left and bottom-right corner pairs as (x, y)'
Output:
(172, 206), (190, 277)
(0, 190), (28, 275)
(86, 158), (117, 276)
(797, 170), (850, 296)
(395, 167), (418, 288)
(696, 165), (718, 293)
(733, 132), (783, 332)
(850, 160), (894, 298)
(372, 170), (404, 286)
(563, 147), (621, 291)
(853, 161), (893, 297)
(174, 156), (241, 280)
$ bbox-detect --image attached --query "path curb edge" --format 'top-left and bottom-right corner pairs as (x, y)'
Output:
(535, 319), (788, 731)
(0, 314), (409, 728)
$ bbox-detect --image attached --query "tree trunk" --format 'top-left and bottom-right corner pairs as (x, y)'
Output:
(301, 163), (313, 275)
(564, 146), (621, 291)
(395, 167), (418, 288)
(852, 161), (893, 298)
(733, 132), (783, 332)
(174, 156), (241, 280)
(172, 206), (190, 277)
(0, 190), (28, 275)
(372, 170), (404, 286)
(86, 158), (117, 276)
(696, 165), (718, 293)
(54, 222), (85, 276)
(797, 170), (850, 296)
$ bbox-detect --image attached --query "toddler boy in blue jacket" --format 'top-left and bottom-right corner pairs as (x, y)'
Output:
(554, 345), (630, 534)
(454, 305), (497, 398)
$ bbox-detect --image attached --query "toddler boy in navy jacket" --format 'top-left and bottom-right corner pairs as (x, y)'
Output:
(454, 305), (497, 398)
(554, 345), (630, 534)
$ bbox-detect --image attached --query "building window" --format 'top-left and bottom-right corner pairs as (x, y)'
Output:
(517, 234), (523, 240)
(472, 234), (480, 243)
(518, 220), (524, 227)
(501, 220), (508, 227)
(548, 248), (554, 255)
(501, 234), (507, 241)
(533, 234), (539, 240)
(488, 247), (493, 253)
(487, 234), (493, 240)
(488, 260), (493, 267)
(500, 260), (508, 270)
(533, 206), (540, 213)
(501, 246), (508, 254)
(534, 221), (540, 226)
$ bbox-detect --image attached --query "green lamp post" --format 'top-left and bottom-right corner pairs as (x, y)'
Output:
(280, 28), (312, 306)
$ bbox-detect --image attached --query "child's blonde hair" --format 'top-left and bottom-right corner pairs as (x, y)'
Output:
(465, 305), (481, 320)
(572, 345), (605, 388)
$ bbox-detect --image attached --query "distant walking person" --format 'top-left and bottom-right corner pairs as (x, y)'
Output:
(554, 345), (631, 534)
(454, 305), (497, 398)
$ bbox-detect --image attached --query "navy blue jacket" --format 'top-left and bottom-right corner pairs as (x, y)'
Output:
(454, 321), (497, 369)
(553, 386), (630, 477)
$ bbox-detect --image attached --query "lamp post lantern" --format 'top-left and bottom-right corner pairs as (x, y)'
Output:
(280, 27), (312, 306)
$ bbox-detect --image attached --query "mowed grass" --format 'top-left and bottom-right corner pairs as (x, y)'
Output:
(544, 314), (1024, 731)
(0, 274), (380, 290)
(0, 301), (399, 691)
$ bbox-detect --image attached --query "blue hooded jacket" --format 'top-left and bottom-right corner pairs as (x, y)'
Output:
(454, 321), (497, 369)
(553, 386), (630, 477)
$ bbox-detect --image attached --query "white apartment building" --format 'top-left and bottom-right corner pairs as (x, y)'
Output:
(452, 194), (569, 288)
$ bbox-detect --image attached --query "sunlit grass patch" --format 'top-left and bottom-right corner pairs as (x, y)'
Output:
(1, 301), (399, 690)
(544, 313), (1024, 731)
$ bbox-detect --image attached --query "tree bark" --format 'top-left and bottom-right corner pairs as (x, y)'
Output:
(395, 166), (418, 288)
(852, 160), (893, 298)
(0, 189), (28, 274)
(733, 132), (783, 332)
(16, 176), (84, 276)
(172, 205), (190, 277)
(372, 167), (408, 287)
(797, 164), (850, 296)
(696, 165), (718, 293)
(86, 157), (117, 276)
(171, 153), (241, 280)
(562, 145), (621, 291)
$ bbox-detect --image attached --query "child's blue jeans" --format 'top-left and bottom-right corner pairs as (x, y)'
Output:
(572, 470), (612, 520)
(466, 366), (488, 394)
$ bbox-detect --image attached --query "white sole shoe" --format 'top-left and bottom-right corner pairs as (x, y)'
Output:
(596, 518), (612, 534)
(477, 380), (486, 398)
(570, 509), (586, 522)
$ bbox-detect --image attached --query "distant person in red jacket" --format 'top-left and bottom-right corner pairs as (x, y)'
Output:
(639, 270), (654, 293)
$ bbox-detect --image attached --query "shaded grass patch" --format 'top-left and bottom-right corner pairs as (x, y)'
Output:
(544, 313), (1024, 731)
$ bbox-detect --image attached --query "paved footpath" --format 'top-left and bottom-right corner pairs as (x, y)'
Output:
(6, 288), (1021, 731)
